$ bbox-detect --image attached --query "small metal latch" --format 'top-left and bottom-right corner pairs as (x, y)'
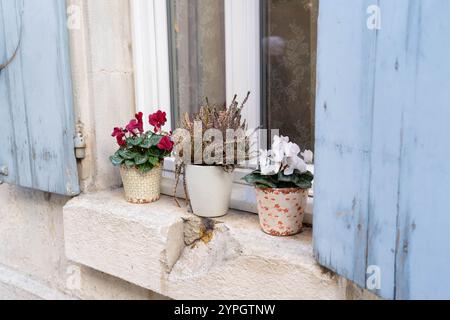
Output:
(74, 133), (86, 159)
(74, 120), (87, 160)
(0, 165), (8, 185)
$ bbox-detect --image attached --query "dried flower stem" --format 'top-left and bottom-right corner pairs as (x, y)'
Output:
(173, 93), (253, 208)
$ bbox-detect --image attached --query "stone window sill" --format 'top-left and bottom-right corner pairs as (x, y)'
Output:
(63, 189), (344, 300)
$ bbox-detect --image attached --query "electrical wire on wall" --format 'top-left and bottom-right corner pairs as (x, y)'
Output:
(0, 4), (23, 73)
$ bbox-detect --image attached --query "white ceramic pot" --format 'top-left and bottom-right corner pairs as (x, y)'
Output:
(255, 187), (309, 236)
(185, 165), (234, 218)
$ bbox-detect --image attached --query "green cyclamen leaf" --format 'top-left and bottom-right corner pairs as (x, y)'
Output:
(297, 170), (314, 181)
(242, 172), (277, 188)
(147, 147), (163, 158)
(109, 154), (124, 166)
(141, 135), (162, 149)
(293, 175), (313, 189)
(119, 149), (139, 160)
(134, 154), (149, 165)
(124, 160), (135, 168)
(149, 134), (163, 147)
(128, 136), (144, 147)
(140, 138), (152, 149)
(278, 171), (294, 183)
(148, 156), (160, 167)
(139, 162), (154, 173)
(278, 171), (313, 189)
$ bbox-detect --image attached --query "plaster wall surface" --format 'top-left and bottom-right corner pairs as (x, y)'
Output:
(0, 0), (378, 301)
(0, 0), (166, 300)
(0, 185), (167, 300)
(68, 0), (136, 192)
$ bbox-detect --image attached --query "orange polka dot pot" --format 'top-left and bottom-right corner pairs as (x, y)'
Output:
(255, 187), (309, 237)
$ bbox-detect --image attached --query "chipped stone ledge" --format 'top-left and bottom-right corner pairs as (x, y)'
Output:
(63, 189), (372, 300)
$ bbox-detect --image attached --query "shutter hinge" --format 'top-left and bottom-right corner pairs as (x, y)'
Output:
(74, 122), (86, 160)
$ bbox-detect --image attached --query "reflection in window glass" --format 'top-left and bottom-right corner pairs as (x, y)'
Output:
(168, 0), (318, 151)
(262, 0), (318, 151)
(168, 0), (226, 126)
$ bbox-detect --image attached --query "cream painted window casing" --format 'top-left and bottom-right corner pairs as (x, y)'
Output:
(131, 0), (172, 131)
(130, 0), (315, 218)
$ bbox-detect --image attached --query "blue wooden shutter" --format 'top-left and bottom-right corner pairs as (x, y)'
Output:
(0, 0), (79, 196)
(314, 0), (450, 299)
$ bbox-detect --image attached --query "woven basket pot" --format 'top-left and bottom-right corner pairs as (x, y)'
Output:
(120, 164), (162, 204)
(255, 187), (309, 236)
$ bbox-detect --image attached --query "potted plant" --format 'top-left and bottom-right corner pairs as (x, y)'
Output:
(173, 93), (253, 218)
(243, 136), (314, 236)
(110, 110), (174, 204)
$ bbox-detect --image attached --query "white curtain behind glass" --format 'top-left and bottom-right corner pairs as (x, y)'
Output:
(168, 0), (227, 125)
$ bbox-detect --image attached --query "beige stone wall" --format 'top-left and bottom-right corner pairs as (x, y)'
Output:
(69, 0), (136, 192)
(0, 0), (166, 300)
(0, 0), (377, 301)
(0, 186), (164, 300)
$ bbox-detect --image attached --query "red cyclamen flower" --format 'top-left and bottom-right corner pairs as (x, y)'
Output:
(111, 127), (122, 137)
(125, 120), (139, 135)
(157, 136), (174, 152)
(149, 110), (167, 131)
(126, 112), (145, 135)
(135, 112), (144, 133)
(112, 127), (126, 146)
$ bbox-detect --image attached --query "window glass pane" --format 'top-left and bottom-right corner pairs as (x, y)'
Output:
(168, 0), (226, 125)
(262, 0), (318, 151)
(168, 0), (318, 151)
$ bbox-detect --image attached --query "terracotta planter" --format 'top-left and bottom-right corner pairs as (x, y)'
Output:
(255, 187), (309, 236)
(185, 165), (234, 218)
(120, 164), (162, 204)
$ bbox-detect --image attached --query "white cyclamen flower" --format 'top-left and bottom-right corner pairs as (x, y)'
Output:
(271, 135), (289, 162)
(259, 150), (281, 176)
(284, 142), (301, 158)
(301, 150), (314, 164)
(284, 155), (307, 175)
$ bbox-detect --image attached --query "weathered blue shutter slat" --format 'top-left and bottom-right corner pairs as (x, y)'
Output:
(395, 1), (450, 299)
(0, 0), (79, 196)
(314, 0), (450, 299)
(364, 0), (412, 300)
(1, 0), (27, 187)
(314, 0), (376, 290)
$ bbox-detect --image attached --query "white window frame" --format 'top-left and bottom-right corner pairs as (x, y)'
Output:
(130, 0), (313, 220)
(131, 0), (172, 131)
(225, 0), (261, 130)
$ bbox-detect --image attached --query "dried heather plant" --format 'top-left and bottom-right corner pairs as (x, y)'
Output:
(173, 92), (257, 208)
